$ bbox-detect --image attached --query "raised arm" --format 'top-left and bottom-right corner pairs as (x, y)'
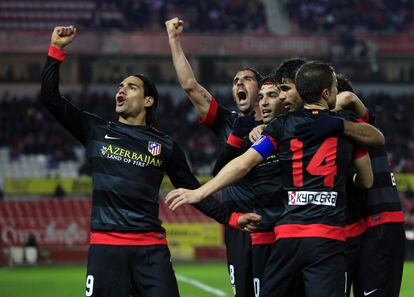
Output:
(41, 26), (89, 144)
(166, 17), (212, 117)
(334, 91), (368, 118)
(335, 91), (385, 147)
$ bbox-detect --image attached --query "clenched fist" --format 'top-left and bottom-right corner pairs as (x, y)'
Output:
(51, 26), (77, 50)
(165, 17), (184, 38)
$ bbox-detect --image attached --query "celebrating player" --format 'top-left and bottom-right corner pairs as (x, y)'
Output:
(41, 25), (258, 297)
(166, 17), (262, 297)
(165, 61), (374, 297)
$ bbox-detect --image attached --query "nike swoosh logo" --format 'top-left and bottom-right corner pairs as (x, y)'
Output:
(104, 134), (120, 140)
(364, 289), (378, 296)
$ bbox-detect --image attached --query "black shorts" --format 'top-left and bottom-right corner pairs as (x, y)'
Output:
(252, 242), (273, 297)
(224, 226), (254, 297)
(261, 237), (345, 297)
(86, 244), (179, 297)
(354, 223), (405, 297)
(345, 233), (364, 297)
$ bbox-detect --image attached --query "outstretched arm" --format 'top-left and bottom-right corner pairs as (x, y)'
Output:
(166, 148), (263, 211)
(294, 111), (384, 147)
(166, 17), (212, 117)
(343, 121), (384, 147)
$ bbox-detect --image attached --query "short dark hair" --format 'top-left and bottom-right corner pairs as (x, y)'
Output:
(259, 75), (277, 88)
(295, 61), (335, 104)
(134, 73), (158, 128)
(273, 58), (307, 84)
(336, 73), (354, 93)
(236, 67), (263, 83)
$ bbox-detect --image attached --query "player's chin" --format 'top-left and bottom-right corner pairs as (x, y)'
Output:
(238, 104), (251, 114)
(115, 106), (126, 114)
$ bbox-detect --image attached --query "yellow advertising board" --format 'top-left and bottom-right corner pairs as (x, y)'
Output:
(4, 174), (414, 195)
(395, 173), (414, 191)
(4, 177), (92, 195)
(4, 176), (213, 195)
(164, 223), (223, 261)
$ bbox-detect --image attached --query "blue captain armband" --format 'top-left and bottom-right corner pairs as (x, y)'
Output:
(251, 135), (277, 159)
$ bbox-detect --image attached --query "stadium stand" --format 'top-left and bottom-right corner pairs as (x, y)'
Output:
(0, 197), (216, 265)
(0, 91), (412, 176)
(0, 0), (268, 32)
(282, 0), (414, 33)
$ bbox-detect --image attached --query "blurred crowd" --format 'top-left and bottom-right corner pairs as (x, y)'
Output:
(0, 90), (413, 175)
(282, 0), (414, 33)
(92, 0), (267, 33)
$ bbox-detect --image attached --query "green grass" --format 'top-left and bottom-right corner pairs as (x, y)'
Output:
(0, 261), (413, 297)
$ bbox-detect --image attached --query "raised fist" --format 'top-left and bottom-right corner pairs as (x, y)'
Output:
(51, 26), (77, 49)
(165, 17), (184, 38)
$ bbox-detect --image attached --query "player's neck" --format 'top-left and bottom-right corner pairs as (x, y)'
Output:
(118, 114), (147, 126)
(304, 100), (328, 110)
(253, 104), (262, 121)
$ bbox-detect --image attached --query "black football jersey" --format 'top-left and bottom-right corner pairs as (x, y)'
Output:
(201, 98), (255, 212)
(263, 109), (357, 227)
(41, 55), (230, 233)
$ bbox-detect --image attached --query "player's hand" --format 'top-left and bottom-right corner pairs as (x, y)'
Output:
(51, 26), (77, 49)
(237, 213), (262, 232)
(332, 91), (356, 112)
(249, 124), (266, 143)
(165, 188), (203, 211)
(294, 112), (344, 145)
(165, 17), (184, 38)
(232, 112), (256, 139)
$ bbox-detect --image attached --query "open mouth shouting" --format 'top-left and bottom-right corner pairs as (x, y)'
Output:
(116, 94), (126, 106)
(237, 89), (248, 104)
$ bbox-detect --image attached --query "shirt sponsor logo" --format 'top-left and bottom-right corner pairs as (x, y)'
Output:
(288, 191), (337, 206)
(100, 144), (163, 168)
(148, 141), (162, 156)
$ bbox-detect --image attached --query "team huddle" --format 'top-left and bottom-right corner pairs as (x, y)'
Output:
(41, 18), (405, 297)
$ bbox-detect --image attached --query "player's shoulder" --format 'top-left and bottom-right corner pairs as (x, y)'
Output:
(334, 109), (359, 121)
(84, 111), (109, 125)
(148, 126), (167, 137)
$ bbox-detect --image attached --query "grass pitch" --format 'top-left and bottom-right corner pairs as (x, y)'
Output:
(0, 261), (413, 297)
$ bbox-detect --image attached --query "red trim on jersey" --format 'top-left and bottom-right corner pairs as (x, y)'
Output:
(227, 134), (243, 148)
(198, 97), (218, 127)
(90, 231), (168, 245)
(353, 146), (368, 159)
(360, 109), (369, 123)
(345, 218), (367, 238)
(250, 231), (275, 245)
(365, 211), (405, 228)
(267, 135), (278, 149)
(228, 212), (245, 229)
(48, 45), (66, 61)
(274, 224), (345, 241)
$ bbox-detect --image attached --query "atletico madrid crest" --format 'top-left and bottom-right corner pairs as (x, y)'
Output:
(148, 141), (161, 156)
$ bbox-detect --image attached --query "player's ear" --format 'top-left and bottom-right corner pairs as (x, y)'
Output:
(144, 96), (155, 107)
(321, 88), (330, 101)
